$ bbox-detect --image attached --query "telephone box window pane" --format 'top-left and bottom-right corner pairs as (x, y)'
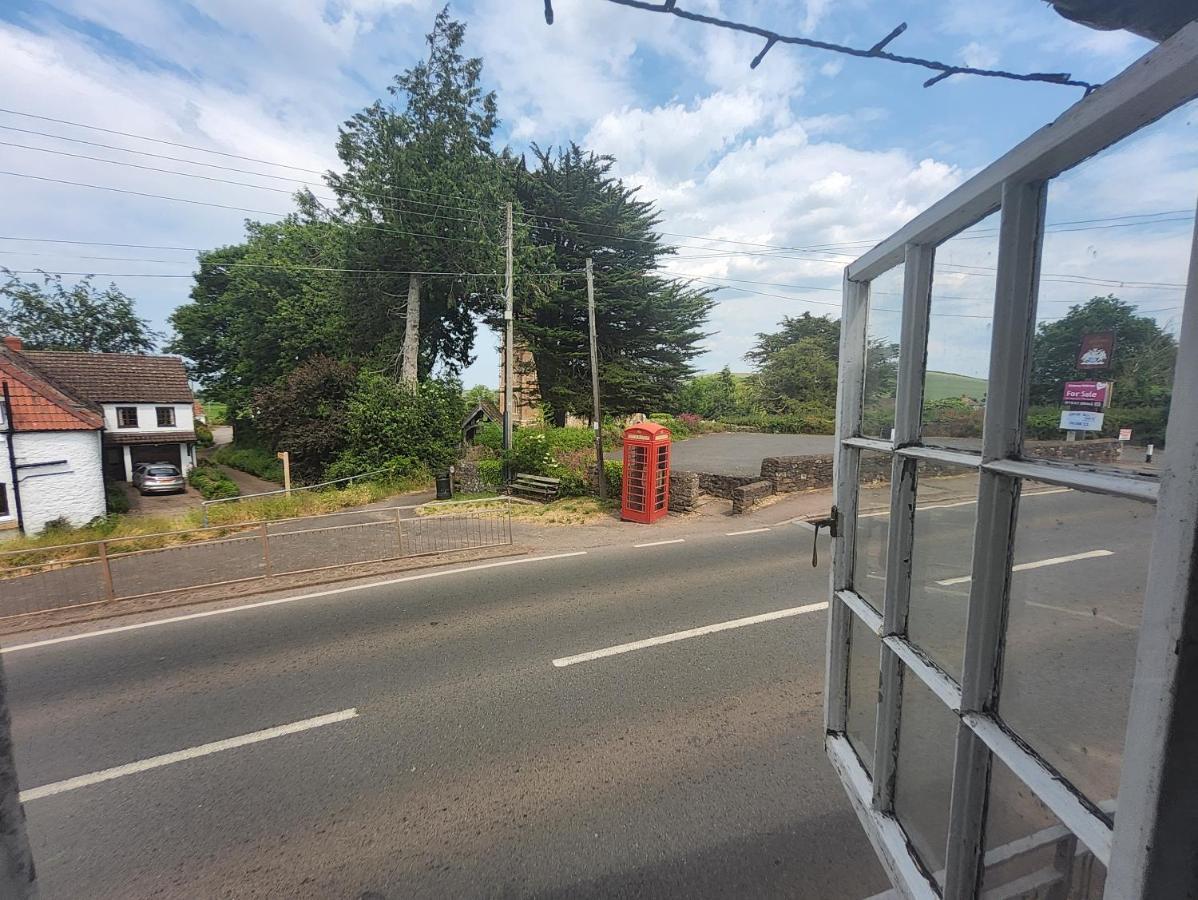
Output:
(922, 213), (997, 451)
(846, 612), (880, 774)
(852, 450), (892, 609)
(1000, 486), (1147, 812)
(983, 754), (1108, 898)
(907, 462), (979, 681)
(894, 666), (957, 886)
(862, 264), (903, 439)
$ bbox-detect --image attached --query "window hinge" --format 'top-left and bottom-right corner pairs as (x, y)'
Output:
(810, 505), (839, 567)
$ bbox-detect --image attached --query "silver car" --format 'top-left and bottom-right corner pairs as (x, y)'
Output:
(133, 463), (186, 495)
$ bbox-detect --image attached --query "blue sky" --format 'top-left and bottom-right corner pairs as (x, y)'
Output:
(0, 0), (1193, 390)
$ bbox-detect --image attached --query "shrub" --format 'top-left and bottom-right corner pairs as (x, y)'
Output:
(476, 421), (503, 453)
(720, 412), (836, 435)
(210, 444), (284, 482)
(1025, 405), (1169, 445)
(188, 462), (240, 500)
(476, 459), (504, 488)
(105, 482), (130, 515)
(195, 422), (215, 447)
(601, 460), (622, 499)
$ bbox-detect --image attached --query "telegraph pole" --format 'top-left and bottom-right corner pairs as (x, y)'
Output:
(503, 201), (514, 453)
(586, 258), (606, 500)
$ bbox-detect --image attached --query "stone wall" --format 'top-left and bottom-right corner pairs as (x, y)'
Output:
(761, 455), (835, 491)
(696, 472), (761, 499)
(1025, 438), (1120, 462)
(732, 480), (774, 515)
(669, 470), (701, 513)
(454, 461), (499, 494)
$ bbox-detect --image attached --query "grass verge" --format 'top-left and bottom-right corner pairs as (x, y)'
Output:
(417, 495), (616, 525)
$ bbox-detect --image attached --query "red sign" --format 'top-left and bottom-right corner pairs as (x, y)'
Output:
(1062, 381), (1109, 409)
(1077, 332), (1115, 369)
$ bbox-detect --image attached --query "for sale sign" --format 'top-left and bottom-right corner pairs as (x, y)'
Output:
(1077, 332), (1115, 369)
(1062, 381), (1110, 409)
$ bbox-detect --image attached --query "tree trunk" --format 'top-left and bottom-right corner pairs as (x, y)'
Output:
(552, 406), (567, 428)
(400, 273), (421, 385)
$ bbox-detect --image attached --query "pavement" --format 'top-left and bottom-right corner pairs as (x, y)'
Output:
(0, 477), (1147, 898)
(609, 432), (836, 476)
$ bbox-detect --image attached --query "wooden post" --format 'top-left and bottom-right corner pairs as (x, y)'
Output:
(276, 451), (291, 495)
(98, 539), (115, 600)
(586, 258), (606, 500)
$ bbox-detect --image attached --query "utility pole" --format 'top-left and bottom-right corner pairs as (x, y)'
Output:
(586, 258), (606, 500)
(503, 201), (514, 453)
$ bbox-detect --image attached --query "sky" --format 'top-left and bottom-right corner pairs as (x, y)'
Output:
(0, 0), (1194, 391)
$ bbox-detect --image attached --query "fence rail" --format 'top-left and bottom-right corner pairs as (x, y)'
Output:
(0, 505), (513, 621)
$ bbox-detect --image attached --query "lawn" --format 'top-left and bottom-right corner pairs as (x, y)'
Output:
(924, 370), (987, 402)
(417, 495), (616, 525)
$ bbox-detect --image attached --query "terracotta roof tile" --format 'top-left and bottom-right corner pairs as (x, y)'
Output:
(21, 351), (194, 404)
(0, 351), (103, 431)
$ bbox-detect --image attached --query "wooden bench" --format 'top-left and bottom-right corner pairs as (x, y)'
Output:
(510, 473), (561, 502)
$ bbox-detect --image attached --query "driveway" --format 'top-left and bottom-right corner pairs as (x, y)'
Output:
(612, 431), (835, 476)
(122, 482), (202, 516)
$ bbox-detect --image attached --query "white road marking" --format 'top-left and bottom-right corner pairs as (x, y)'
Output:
(2, 552), (589, 654)
(858, 487), (1071, 519)
(1024, 600), (1136, 630)
(725, 527), (771, 536)
(633, 539), (685, 548)
(552, 601), (829, 667)
(936, 549), (1112, 586)
(19, 708), (358, 802)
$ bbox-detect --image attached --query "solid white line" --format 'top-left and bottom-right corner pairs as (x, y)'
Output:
(726, 527), (771, 536)
(1, 551), (588, 654)
(858, 487), (1072, 519)
(633, 539), (685, 548)
(552, 601), (828, 667)
(936, 549), (1112, 586)
(19, 708), (358, 802)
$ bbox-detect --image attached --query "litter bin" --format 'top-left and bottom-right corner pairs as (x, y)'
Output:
(435, 472), (453, 500)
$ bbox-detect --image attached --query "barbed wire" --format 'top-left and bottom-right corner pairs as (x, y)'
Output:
(544, 0), (1098, 92)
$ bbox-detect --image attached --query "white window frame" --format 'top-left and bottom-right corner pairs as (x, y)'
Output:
(824, 23), (1198, 900)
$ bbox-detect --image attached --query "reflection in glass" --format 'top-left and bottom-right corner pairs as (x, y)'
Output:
(907, 462), (979, 680)
(846, 612), (880, 774)
(983, 755), (1107, 898)
(863, 265), (903, 439)
(852, 450), (892, 609)
(894, 667), (957, 886)
(922, 214), (997, 451)
(1000, 486), (1147, 811)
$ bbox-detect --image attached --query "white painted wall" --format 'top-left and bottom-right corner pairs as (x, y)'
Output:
(101, 402), (194, 434)
(0, 430), (106, 535)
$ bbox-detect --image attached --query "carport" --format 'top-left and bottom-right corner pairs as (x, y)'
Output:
(103, 432), (195, 481)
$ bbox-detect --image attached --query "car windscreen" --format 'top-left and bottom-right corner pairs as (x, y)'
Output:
(147, 467), (180, 476)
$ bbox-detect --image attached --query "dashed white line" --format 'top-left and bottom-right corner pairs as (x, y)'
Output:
(20, 708), (358, 802)
(936, 549), (1113, 586)
(726, 527), (771, 536)
(552, 601), (828, 667)
(633, 538), (686, 548)
(2, 552), (589, 654)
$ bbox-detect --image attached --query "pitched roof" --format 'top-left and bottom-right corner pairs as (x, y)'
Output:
(21, 351), (194, 404)
(0, 349), (103, 431)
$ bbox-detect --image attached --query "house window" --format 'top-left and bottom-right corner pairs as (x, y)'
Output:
(116, 407), (138, 429)
(0, 483), (9, 519)
(156, 406), (176, 428)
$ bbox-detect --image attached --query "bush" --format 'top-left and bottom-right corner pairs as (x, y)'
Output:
(601, 460), (622, 499)
(1025, 405), (1169, 445)
(195, 422), (215, 447)
(188, 462), (240, 500)
(210, 444), (284, 482)
(105, 482), (130, 515)
(721, 411), (835, 434)
(476, 459), (504, 488)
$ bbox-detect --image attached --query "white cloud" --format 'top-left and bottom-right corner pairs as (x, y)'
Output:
(958, 41), (999, 70)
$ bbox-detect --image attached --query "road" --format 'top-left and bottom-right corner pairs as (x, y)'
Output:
(4, 522), (889, 899)
(1, 480), (1148, 898)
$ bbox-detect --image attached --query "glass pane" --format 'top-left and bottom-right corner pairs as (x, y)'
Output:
(846, 611), (880, 774)
(1000, 486), (1148, 809)
(923, 214), (997, 450)
(907, 461), (979, 680)
(862, 265), (903, 439)
(894, 665), (958, 886)
(1024, 104), (1194, 470)
(983, 755), (1108, 898)
(852, 450), (892, 609)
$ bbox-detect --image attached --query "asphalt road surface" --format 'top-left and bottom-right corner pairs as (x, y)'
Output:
(2, 480), (1147, 898)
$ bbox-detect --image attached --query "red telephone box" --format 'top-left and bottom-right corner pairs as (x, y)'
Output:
(621, 421), (671, 523)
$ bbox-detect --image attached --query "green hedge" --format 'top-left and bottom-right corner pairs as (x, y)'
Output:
(209, 444), (284, 482)
(720, 412), (835, 434)
(195, 422), (215, 447)
(188, 462), (240, 500)
(1025, 405), (1169, 445)
(105, 482), (130, 515)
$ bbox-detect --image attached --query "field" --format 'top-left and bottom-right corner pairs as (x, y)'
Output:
(924, 370), (987, 402)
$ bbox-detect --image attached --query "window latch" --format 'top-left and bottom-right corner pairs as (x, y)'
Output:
(809, 505), (839, 568)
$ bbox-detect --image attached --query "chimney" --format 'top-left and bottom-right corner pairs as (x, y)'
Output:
(2, 336), (22, 352)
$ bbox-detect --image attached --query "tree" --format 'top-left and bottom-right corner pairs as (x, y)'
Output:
(1030, 295), (1176, 407)
(463, 384), (498, 406)
(324, 8), (508, 383)
(675, 367), (758, 419)
(168, 218), (349, 414)
(511, 143), (714, 425)
(251, 356), (359, 483)
(0, 269), (160, 352)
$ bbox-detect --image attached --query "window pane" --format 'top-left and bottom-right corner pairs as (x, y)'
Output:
(846, 611), (879, 774)
(1024, 105), (1194, 470)
(907, 461), (979, 680)
(862, 265), (902, 439)
(983, 755), (1107, 898)
(922, 214), (997, 450)
(894, 665), (957, 886)
(852, 450), (892, 609)
(1000, 485), (1148, 809)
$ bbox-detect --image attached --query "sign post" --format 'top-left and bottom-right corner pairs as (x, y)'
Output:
(276, 451), (291, 495)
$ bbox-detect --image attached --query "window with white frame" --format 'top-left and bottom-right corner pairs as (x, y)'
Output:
(824, 27), (1198, 900)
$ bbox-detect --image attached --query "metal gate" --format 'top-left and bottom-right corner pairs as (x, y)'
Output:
(824, 24), (1198, 900)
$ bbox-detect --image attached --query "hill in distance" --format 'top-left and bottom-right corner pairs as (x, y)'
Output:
(925, 370), (987, 402)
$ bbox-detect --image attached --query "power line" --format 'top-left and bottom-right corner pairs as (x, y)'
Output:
(547, 0), (1096, 91)
(1, 266), (581, 279)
